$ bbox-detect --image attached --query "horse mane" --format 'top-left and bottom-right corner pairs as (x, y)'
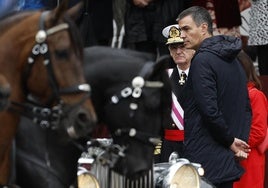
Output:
(83, 46), (155, 86)
(83, 46), (172, 125)
(82, 47), (173, 182)
(0, 11), (35, 35)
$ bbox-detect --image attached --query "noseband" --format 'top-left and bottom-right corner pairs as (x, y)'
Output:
(9, 11), (90, 129)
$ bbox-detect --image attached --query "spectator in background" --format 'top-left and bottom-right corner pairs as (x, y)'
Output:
(0, 0), (21, 18)
(43, 0), (79, 9)
(177, 6), (251, 187)
(76, 0), (113, 47)
(159, 24), (195, 162)
(43, 0), (113, 47)
(20, 0), (44, 10)
(112, 0), (126, 48)
(237, 0), (258, 63)
(124, 0), (191, 60)
(248, 0), (268, 75)
(191, 0), (242, 37)
(234, 50), (267, 188)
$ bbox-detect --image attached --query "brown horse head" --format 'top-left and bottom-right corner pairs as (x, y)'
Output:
(0, 1), (96, 184)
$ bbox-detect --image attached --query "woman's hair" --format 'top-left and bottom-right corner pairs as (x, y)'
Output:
(237, 50), (262, 90)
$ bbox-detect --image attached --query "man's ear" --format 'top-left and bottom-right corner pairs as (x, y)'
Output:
(200, 23), (209, 36)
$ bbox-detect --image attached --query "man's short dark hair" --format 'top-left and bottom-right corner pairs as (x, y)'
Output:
(176, 6), (213, 35)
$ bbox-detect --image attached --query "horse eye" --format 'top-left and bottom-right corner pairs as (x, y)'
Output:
(54, 49), (69, 59)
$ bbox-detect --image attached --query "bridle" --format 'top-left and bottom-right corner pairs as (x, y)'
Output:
(8, 11), (91, 130)
(108, 62), (165, 147)
(80, 62), (167, 180)
(77, 60), (171, 188)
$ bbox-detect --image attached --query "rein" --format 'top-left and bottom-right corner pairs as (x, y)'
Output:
(109, 62), (164, 146)
(8, 11), (91, 129)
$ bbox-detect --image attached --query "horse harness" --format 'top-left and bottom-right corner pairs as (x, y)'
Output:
(8, 11), (91, 130)
(78, 62), (167, 188)
(109, 62), (165, 147)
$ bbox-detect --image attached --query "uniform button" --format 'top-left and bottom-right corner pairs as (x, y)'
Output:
(172, 123), (176, 127)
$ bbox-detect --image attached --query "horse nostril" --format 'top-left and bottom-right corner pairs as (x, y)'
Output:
(75, 109), (95, 131)
(66, 109), (97, 138)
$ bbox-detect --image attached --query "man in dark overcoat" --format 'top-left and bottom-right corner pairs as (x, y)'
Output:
(177, 6), (252, 188)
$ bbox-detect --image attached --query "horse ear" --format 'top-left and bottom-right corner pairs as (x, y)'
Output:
(52, 0), (69, 22)
(150, 55), (171, 76)
(66, 2), (84, 20)
(50, 0), (83, 24)
(142, 55), (170, 79)
(156, 55), (172, 66)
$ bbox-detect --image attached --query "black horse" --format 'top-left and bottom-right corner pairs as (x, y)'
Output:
(83, 46), (172, 180)
(15, 46), (172, 188)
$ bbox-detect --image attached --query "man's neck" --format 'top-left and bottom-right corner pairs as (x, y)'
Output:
(177, 64), (190, 71)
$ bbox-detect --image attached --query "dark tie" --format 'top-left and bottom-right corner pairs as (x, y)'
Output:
(178, 72), (187, 85)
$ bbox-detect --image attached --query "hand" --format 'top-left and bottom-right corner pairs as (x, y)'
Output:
(230, 138), (250, 154)
(235, 150), (248, 161)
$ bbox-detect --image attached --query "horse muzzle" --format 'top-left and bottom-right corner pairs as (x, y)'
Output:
(62, 107), (97, 139)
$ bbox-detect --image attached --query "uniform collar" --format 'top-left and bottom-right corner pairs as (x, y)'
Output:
(177, 67), (189, 76)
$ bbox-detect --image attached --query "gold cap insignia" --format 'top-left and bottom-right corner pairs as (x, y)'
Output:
(162, 24), (184, 45)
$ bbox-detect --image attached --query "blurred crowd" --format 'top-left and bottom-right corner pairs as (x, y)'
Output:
(0, 0), (266, 75)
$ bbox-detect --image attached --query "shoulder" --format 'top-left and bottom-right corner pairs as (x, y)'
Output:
(249, 87), (267, 104)
(191, 51), (216, 72)
(249, 87), (266, 97)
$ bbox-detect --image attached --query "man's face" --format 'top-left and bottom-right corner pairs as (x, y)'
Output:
(168, 43), (195, 67)
(178, 15), (204, 50)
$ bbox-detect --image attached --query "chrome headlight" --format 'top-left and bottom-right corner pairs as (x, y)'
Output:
(154, 158), (201, 188)
(166, 163), (200, 188)
(77, 171), (100, 188)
